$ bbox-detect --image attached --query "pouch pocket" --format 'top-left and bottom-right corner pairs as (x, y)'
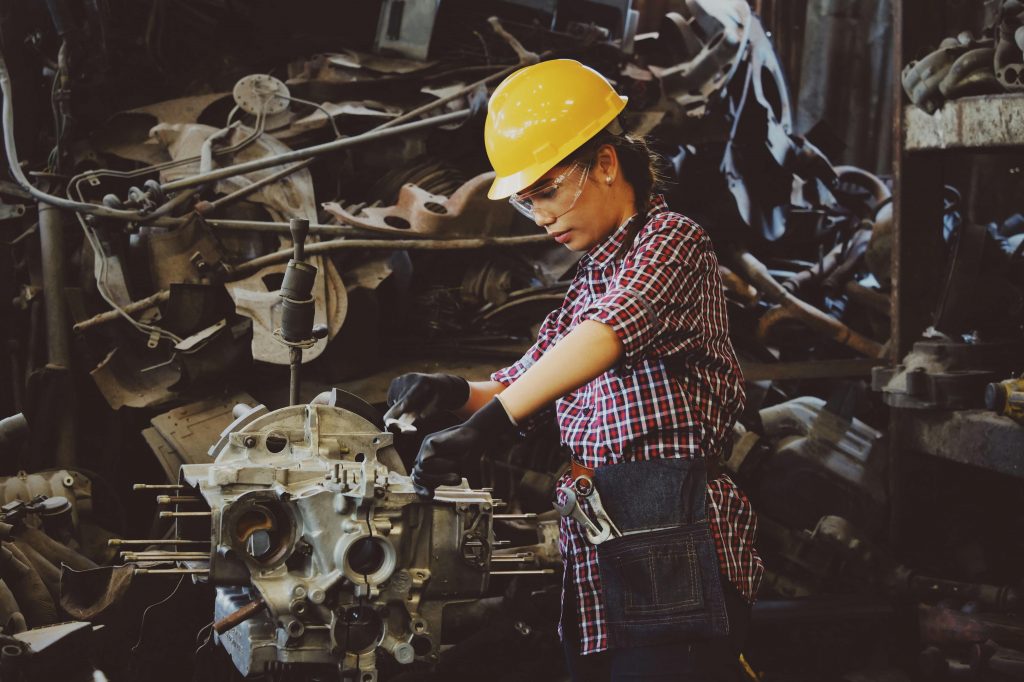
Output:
(615, 531), (703, 616)
(597, 522), (728, 648)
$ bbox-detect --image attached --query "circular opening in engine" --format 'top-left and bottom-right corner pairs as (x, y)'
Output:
(265, 432), (288, 453)
(226, 498), (296, 567)
(347, 537), (386, 575)
(411, 635), (431, 656)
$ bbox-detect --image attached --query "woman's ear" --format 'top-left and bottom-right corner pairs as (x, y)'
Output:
(596, 144), (618, 182)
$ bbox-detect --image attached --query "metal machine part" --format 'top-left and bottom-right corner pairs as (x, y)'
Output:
(872, 338), (1024, 410)
(996, 0), (1024, 91)
(179, 401), (497, 679)
(0, 470), (92, 529)
(744, 395), (886, 534)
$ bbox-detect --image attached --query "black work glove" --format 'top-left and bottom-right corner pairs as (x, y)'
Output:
(383, 373), (470, 432)
(411, 398), (517, 498)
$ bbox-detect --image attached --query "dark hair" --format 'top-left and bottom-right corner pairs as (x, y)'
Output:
(562, 127), (670, 216)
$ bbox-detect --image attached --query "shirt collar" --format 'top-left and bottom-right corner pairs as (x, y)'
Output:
(580, 193), (670, 269)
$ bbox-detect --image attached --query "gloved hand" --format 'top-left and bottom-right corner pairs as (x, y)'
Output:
(411, 398), (516, 498)
(383, 373), (470, 433)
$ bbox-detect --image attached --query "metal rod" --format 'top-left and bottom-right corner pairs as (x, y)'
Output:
(213, 597), (267, 635)
(156, 495), (201, 505)
(490, 555), (535, 562)
(492, 514), (537, 520)
(109, 539), (210, 546)
(134, 568), (209, 575)
(160, 110), (471, 192)
(74, 290), (170, 332)
(159, 511), (212, 518)
(196, 161), (312, 215)
(123, 553), (210, 561)
(188, 218), (360, 237)
(289, 346), (301, 406)
(227, 234), (549, 280)
(133, 484), (184, 491)
(489, 569), (555, 575)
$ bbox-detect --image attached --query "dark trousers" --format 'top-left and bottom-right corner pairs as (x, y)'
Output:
(562, 576), (751, 682)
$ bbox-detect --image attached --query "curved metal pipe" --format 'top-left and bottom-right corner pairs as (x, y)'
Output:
(731, 249), (885, 358)
(834, 165), (891, 205)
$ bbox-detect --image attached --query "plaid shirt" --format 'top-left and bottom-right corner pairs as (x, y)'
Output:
(491, 195), (764, 655)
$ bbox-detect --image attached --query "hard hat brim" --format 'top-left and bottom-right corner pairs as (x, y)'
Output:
(487, 95), (629, 200)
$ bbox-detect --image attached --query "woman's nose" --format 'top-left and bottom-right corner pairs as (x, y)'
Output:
(534, 212), (555, 228)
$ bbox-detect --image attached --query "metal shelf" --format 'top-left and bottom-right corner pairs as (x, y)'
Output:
(904, 93), (1024, 152)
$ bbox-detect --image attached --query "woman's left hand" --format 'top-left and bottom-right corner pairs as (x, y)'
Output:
(411, 398), (516, 498)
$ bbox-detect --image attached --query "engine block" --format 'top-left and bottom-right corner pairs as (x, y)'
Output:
(178, 399), (496, 679)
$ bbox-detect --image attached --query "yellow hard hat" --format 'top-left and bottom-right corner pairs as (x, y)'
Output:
(485, 59), (628, 200)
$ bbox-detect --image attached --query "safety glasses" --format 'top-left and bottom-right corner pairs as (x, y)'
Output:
(509, 161), (591, 222)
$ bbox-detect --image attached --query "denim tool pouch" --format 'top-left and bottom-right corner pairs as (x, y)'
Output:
(593, 457), (729, 648)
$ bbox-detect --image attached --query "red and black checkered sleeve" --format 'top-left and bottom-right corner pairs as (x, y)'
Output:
(579, 216), (713, 369)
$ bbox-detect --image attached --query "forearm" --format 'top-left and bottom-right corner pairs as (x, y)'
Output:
(455, 380), (507, 418)
(498, 320), (623, 421)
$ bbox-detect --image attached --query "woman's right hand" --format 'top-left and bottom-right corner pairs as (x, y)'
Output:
(382, 373), (470, 433)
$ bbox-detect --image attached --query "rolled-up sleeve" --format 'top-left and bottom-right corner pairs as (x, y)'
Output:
(580, 224), (714, 369)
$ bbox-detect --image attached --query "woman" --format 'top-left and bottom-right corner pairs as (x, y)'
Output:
(385, 59), (763, 681)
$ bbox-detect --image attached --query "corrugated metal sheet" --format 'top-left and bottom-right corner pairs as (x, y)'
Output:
(795, 0), (894, 175)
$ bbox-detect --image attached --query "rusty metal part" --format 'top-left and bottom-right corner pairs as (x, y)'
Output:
(213, 597), (267, 635)
(322, 172), (517, 238)
(72, 290), (170, 333)
(731, 249), (885, 357)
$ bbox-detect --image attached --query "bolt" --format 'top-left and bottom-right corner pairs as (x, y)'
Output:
(292, 585), (307, 599)
(243, 436), (257, 448)
(393, 642), (415, 665)
(63, 475), (74, 488)
(309, 588), (326, 604)
(284, 619), (304, 638)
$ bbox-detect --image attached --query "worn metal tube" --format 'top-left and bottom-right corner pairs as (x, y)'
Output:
(731, 249), (886, 358)
(213, 597), (267, 635)
(38, 202), (75, 467)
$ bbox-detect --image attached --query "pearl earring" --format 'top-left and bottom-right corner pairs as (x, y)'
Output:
(605, 176), (612, 184)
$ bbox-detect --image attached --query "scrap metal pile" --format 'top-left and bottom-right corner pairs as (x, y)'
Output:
(0, 0), (1020, 680)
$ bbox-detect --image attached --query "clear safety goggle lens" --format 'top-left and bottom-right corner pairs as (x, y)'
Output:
(508, 161), (590, 222)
